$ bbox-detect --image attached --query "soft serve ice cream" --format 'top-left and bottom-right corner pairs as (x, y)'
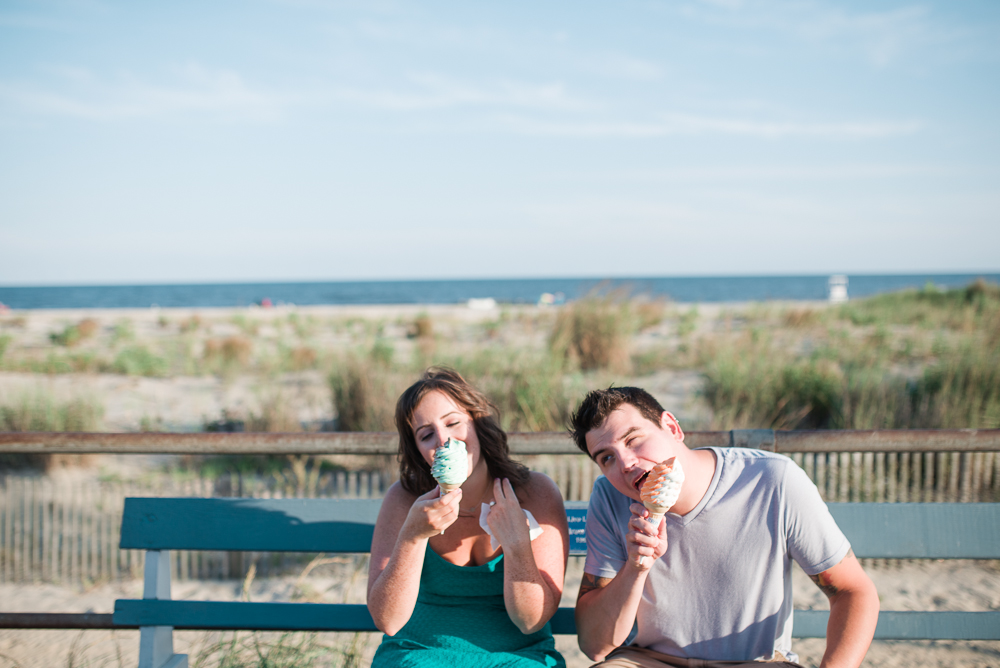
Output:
(431, 438), (469, 492)
(637, 457), (684, 565)
(640, 457), (685, 529)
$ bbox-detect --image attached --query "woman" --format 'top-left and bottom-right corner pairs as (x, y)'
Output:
(367, 367), (569, 668)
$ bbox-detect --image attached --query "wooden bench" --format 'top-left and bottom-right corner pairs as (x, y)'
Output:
(113, 498), (1000, 668)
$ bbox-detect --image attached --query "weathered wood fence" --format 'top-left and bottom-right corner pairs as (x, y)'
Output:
(0, 470), (391, 585)
(1, 429), (998, 586)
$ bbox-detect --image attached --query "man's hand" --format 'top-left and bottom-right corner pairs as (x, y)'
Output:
(626, 502), (668, 568)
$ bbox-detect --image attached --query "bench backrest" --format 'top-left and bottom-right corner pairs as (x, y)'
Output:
(121, 498), (1000, 560)
(115, 497), (1000, 641)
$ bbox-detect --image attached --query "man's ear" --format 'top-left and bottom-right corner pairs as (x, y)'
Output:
(660, 412), (685, 442)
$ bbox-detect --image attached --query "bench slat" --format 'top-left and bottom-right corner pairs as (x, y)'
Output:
(828, 503), (1000, 559)
(793, 610), (1000, 640)
(114, 601), (1000, 640)
(119, 498), (379, 552)
(114, 600), (379, 632)
(121, 498), (1000, 560)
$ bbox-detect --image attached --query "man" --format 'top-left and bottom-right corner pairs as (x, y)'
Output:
(570, 387), (878, 668)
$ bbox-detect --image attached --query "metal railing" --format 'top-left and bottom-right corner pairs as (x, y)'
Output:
(3, 428), (999, 455)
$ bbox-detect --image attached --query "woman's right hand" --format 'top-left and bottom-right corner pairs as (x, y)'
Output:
(402, 486), (463, 540)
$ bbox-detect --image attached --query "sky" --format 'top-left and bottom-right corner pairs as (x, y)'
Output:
(1, 0), (998, 285)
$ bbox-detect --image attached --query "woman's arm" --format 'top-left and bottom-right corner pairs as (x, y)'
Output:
(366, 482), (463, 635)
(489, 473), (569, 635)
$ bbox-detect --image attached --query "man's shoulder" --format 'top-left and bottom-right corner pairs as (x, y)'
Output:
(590, 474), (622, 501)
(709, 447), (800, 499)
(588, 476), (632, 513)
(715, 446), (794, 474)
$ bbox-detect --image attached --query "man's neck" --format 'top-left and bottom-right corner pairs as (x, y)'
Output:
(670, 448), (717, 516)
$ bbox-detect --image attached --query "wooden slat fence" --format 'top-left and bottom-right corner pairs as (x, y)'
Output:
(0, 469), (390, 586)
(1, 450), (998, 586)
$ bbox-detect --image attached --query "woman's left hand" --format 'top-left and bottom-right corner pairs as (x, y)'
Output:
(486, 478), (532, 551)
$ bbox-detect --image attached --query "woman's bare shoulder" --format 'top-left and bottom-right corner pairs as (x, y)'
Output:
(518, 471), (564, 507)
(381, 480), (419, 511)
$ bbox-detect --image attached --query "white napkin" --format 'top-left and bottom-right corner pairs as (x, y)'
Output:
(478, 502), (544, 552)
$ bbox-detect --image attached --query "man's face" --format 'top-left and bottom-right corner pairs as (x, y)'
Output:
(585, 403), (683, 502)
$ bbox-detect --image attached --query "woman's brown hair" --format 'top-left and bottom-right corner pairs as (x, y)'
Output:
(395, 367), (529, 495)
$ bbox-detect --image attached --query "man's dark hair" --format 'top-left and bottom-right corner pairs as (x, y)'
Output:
(569, 386), (666, 457)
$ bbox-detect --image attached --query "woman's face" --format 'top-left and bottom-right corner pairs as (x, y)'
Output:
(410, 389), (480, 476)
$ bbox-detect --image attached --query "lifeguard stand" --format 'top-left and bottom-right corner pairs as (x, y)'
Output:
(828, 275), (849, 303)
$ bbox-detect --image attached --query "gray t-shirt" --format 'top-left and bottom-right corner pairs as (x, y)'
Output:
(584, 447), (850, 662)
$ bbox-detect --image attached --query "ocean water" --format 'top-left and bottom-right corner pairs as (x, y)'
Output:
(0, 274), (997, 310)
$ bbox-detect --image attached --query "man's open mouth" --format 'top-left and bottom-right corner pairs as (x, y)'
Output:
(634, 470), (650, 492)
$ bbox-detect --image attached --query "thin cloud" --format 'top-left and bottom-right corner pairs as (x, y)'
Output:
(0, 64), (285, 122)
(549, 163), (953, 183)
(683, 0), (975, 68)
(585, 53), (663, 81)
(334, 73), (591, 112)
(495, 113), (922, 139)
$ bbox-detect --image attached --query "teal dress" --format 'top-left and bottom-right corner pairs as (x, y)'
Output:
(371, 545), (565, 668)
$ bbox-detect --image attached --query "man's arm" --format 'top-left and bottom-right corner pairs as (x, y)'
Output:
(575, 570), (645, 661)
(575, 505), (667, 661)
(809, 549), (879, 668)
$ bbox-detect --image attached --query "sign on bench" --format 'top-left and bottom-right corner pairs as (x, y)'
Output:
(114, 498), (1000, 668)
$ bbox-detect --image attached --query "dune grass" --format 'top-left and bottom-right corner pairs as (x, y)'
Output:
(328, 340), (582, 434)
(0, 391), (104, 469)
(3, 280), (996, 435)
(700, 281), (1000, 430)
(549, 292), (635, 374)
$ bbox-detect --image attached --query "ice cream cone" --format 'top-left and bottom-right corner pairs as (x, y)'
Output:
(438, 482), (464, 533)
(644, 508), (668, 529)
(637, 458), (685, 566)
(432, 439), (469, 533)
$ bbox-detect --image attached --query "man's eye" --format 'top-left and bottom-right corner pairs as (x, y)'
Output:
(600, 454), (613, 466)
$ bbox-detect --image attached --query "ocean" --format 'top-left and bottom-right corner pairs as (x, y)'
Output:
(0, 274), (997, 310)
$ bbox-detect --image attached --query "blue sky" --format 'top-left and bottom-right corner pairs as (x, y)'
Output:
(1, 0), (998, 284)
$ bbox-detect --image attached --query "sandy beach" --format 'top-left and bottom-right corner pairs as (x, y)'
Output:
(0, 302), (723, 432)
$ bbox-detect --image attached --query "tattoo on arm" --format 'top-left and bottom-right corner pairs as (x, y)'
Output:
(578, 572), (614, 598)
(809, 549), (853, 598)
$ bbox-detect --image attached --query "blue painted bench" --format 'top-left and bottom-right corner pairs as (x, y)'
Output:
(113, 498), (1000, 668)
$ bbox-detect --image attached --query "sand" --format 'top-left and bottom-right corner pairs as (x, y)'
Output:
(0, 301), (741, 431)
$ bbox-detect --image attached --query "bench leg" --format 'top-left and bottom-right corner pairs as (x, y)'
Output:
(138, 550), (188, 668)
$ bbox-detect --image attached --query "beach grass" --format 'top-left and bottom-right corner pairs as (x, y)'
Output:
(549, 291), (637, 374)
(1, 280), (996, 439)
(0, 391), (104, 469)
(698, 281), (1000, 430)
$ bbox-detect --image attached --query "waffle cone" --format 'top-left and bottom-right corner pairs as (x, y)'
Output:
(644, 501), (670, 515)
(645, 509), (667, 529)
(438, 482), (462, 493)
